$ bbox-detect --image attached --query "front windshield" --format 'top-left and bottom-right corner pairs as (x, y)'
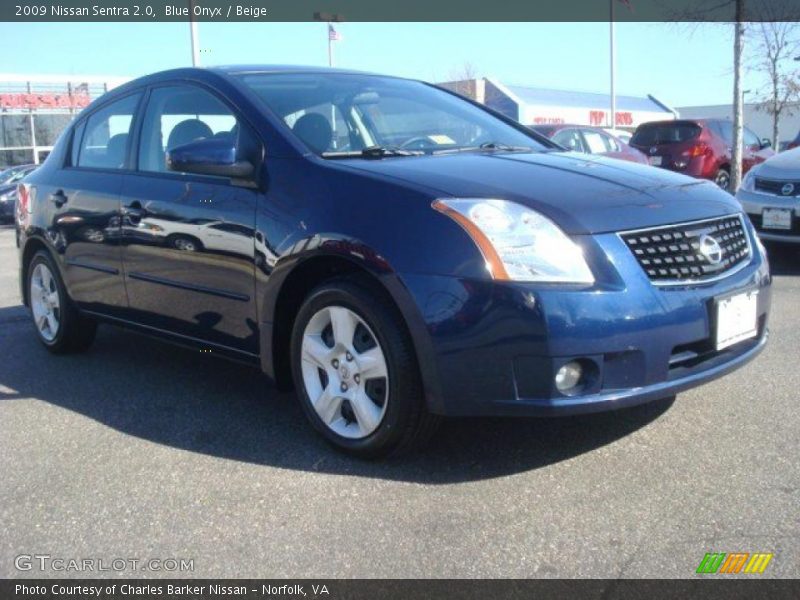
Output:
(237, 72), (547, 157)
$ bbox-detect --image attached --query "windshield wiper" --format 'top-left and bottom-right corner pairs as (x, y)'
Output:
(321, 145), (424, 159)
(433, 141), (533, 155)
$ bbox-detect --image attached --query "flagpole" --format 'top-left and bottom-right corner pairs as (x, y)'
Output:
(328, 27), (333, 67)
(609, 0), (615, 128)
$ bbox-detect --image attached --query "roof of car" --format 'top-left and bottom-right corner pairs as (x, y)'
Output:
(209, 64), (379, 76)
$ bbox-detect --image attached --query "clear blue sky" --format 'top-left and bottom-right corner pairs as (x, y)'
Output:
(0, 21), (766, 107)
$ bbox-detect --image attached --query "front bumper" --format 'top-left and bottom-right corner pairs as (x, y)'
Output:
(737, 188), (800, 243)
(400, 223), (771, 417)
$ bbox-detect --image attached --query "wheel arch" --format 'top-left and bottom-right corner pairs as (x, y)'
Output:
(262, 251), (445, 414)
(20, 235), (56, 307)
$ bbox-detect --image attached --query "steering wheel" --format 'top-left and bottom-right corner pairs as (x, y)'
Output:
(399, 136), (434, 150)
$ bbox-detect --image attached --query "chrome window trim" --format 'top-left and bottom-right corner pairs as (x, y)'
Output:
(617, 213), (753, 287)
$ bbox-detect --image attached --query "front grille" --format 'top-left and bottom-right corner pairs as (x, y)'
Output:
(620, 215), (751, 285)
(754, 177), (800, 196)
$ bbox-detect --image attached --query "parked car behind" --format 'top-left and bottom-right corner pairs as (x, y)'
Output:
(785, 129), (800, 151)
(0, 165), (37, 222)
(737, 146), (800, 243)
(530, 124), (647, 164)
(17, 66), (771, 457)
(629, 119), (773, 191)
(0, 164), (36, 186)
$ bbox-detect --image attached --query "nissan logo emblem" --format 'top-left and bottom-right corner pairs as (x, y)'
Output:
(649, 146), (658, 155)
(781, 183), (795, 196)
(699, 234), (724, 265)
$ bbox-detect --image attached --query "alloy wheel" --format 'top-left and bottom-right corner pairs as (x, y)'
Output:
(300, 305), (389, 439)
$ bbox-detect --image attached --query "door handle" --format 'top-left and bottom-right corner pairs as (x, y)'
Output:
(49, 190), (68, 208)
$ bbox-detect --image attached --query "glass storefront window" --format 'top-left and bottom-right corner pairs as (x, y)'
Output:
(0, 115), (33, 148)
(0, 149), (35, 168)
(34, 114), (73, 146)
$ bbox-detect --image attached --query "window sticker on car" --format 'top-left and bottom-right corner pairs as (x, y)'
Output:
(428, 134), (456, 145)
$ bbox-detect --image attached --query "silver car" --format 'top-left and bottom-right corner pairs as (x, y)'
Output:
(737, 147), (800, 243)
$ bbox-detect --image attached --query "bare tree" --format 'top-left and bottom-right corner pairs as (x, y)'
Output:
(442, 62), (480, 100)
(671, 0), (800, 190)
(751, 20), (800, 147)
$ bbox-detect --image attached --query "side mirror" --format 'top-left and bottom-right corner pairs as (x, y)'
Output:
(760, 138), (772, 149)
(166, 138), (254, 180)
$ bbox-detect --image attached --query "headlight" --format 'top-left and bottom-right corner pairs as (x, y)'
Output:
(432, 198), (594, 283)
(0, 194), (8, 203)
(740, 168), (757, 192)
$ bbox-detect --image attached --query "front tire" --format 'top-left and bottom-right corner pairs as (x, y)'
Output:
(290, 275), (439, 458)
(28, 250), (96, 354)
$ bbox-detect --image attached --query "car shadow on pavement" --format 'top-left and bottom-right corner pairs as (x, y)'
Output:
(0, 305), (674, 484)
(765, 242), (800, 276)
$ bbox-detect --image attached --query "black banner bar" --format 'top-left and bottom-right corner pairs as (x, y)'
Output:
(3, 579), (800, 600)
(3, 0), (800, 23)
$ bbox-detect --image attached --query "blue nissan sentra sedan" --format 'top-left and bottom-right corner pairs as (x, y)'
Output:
(16, 66), (771, 457)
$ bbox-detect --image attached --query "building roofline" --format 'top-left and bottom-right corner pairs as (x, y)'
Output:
(0, 73), (131, 84)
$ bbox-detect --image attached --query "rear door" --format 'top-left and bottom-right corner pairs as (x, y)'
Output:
(49, 91), (142, 315)
(120, 83), (262, 355)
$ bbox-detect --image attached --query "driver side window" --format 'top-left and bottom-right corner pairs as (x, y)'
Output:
(137, 84), (252, 174)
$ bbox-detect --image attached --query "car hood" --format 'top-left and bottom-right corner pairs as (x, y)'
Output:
(752, 147), (800, 179)
(0, 183), (16, 196)
(334, 151), (741, 234)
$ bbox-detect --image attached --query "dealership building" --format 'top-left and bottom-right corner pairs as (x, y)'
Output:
(438, 78), (677, 129)
(0, 74), (129, 168)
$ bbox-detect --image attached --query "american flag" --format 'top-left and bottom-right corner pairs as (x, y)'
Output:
(328, 23), (341, 42)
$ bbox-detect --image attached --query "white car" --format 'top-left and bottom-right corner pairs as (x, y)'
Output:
(737, 147), (800, 243)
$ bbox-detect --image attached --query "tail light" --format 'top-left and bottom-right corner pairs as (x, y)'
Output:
(17, 183), (30, 219)
(683, 141), (710, 158)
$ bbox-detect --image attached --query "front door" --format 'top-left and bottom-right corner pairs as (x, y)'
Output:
(120, 83), (261, 355)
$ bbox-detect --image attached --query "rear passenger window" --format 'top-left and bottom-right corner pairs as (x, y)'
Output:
(76, 93), (141, 169)
(137, 84), (255, 174)
(582, 130), (611, 154)
(552, 129), (584, 152)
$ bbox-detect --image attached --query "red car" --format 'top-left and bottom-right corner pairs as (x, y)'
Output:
(629, 119), (774, 191)
(530, 124), (648, 164)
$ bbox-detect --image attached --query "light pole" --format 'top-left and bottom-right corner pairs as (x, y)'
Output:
(189, 0), (200, 66)
(609, 1), (616, 128)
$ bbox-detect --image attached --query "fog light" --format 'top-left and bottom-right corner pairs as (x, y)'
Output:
(555, 361), (583, 392)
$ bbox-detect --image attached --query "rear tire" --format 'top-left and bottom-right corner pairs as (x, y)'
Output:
(290, 275), (439, 458)
(27, 250), (96, 354)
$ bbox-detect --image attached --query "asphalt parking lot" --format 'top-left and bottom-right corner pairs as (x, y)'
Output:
(0, 223), (798, 579)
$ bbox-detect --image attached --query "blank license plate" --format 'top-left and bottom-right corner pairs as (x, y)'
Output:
(648, 156), (662, 166)
(762, 207), (792, 230)
(715, 291), (758, 351)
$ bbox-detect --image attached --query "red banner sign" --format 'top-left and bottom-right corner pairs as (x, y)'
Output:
(589, 110), (634, 126)
(0, 91), (91, 111)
